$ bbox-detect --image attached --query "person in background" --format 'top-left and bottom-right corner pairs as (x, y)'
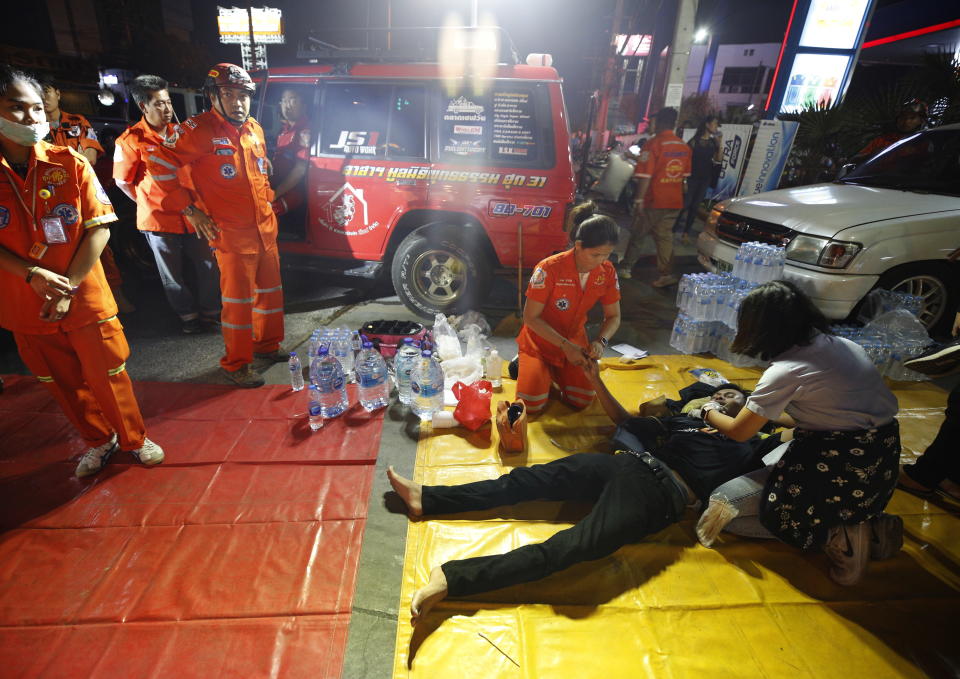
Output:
(114, 74), (221, 335)
(898, 308), (960, 504)
(40, 78), (135, 313)
(854, 98), (927, 162)
(674, 114), (721, 245)
(146, 63), (285, 388)
(617, 107), (691, 288)
(270, 87), (311, 219)
(515, 201), (621, 416)
(693, 280), (902, 586)
(0, 64), (163, 477)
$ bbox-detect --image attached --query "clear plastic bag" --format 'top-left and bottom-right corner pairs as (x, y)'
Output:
(433, 312), (463, 361)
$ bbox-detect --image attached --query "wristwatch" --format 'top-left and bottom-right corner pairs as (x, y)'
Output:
(598, 336), (609, 347)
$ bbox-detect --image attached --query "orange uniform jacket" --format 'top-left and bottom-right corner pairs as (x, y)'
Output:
(48, 111), (104, 157)
(0, 143), (118, 335)
(113, 118), (195, 234)
(516, 250), (621, 367)
(634, 130), (692, 210)
(146, 110), (277, 254)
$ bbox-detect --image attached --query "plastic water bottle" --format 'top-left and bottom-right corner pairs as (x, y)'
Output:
(410, 349), (444, 421)
(288, 352), (304, 391)
(331, 335), (355, 382)
(486, 348), (503, 388)
(313, 345), (349, 418)
(394, 339), (421, 405)
(307, 385), (324, 431)
(356, 341), (390, 411)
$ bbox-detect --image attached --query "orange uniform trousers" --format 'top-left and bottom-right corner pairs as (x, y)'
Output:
(516, 350), (596, 415)
(215, 243), (284, 371)
(14, 317), (146, 451)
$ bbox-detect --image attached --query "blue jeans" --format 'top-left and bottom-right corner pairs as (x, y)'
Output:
(143, 231), (221, 321)
(710, 466), (777, 540)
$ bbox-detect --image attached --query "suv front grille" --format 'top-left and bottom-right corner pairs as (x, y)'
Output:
(716, 212), (796, 247)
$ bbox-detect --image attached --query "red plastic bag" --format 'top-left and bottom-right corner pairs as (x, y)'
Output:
(452, 380), (493, 431)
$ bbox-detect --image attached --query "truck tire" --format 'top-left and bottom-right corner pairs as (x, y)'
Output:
(877, 262), (958, 336)
(391, 227), (491, 319)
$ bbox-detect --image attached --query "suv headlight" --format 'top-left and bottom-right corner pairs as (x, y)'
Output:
(786, 235), (861, 269)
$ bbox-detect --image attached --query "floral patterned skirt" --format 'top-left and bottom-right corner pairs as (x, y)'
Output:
(759, 420), (901, 550)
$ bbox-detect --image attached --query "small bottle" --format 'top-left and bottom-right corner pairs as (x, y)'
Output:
(313, 345), (350, 418)
(410, 350), (445, 421)
(307, 385), (324, 431)
(394, 338), (422, 405)
(485, 348), (503, 389)
(356, 340), (390, 412)
(288, 352), (304, 391)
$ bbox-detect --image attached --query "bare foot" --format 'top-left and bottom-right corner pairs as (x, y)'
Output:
(411, 566), (447, 626)
(387, 466), (423, 516)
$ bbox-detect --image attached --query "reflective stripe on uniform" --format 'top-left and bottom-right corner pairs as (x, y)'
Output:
(97, 315), (118, 324)
(222, 321), (254, 330)
(148, 154), (178, 171)
(107, 362), (127, 376)
(255, 285), (282, 294)
(517, 391), (549, 403)
(83, 214), (118, 228)
(253, 307), (283, 315)
(223, 296), (255, 304)
(564, 393), (594, 406)
(566, 385), (595, 397)
(150, 173), (177, 181)
(36, 375), (54, 383)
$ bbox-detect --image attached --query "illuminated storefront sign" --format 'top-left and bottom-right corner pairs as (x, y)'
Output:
(798, 0), (871, 50)
(217, 6), (284, 44)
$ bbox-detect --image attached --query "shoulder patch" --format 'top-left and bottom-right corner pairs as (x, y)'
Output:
(0, 206), (9, 229)
(530, 266), (547, 289)
(52, 203), (80, 225)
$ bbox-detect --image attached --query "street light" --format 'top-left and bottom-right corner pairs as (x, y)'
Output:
(694, 28), (709, 43)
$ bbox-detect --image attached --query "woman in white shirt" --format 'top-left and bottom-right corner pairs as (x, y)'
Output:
(691, 280), (901, 586)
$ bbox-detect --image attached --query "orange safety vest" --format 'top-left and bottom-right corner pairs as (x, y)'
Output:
(48, 111), (104, 156)
(634, 130), (692, 209)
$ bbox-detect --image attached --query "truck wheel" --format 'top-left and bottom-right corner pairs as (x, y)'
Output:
(877, 263), (957, 336)
(391, 228), (491, 319)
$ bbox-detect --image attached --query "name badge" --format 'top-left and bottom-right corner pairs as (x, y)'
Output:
(29, 242), (48, 260)
(41, 216), (68, 244)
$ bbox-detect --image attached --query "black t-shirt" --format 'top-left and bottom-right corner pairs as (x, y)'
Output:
(621, 415), (766, 503)
(689, 135), (719, 179)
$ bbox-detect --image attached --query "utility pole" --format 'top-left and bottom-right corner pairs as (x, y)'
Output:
(593, 0), (625, 135)
(662, 0), (698, 111)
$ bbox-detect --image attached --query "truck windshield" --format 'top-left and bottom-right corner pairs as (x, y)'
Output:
(840, 128), (960, 196)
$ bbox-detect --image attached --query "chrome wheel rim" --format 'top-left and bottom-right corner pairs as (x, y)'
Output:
(889, 275), (948, 330)
(410, 249), (467, 306)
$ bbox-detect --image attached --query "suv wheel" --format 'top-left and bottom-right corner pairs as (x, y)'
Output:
(391, 228), (491, 319)
(878, 263), (957, 335)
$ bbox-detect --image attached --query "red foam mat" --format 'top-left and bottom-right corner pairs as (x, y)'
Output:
(0, 375), (384, 678)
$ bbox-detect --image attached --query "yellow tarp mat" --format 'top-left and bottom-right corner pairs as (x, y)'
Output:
(392, 356), (959, 679)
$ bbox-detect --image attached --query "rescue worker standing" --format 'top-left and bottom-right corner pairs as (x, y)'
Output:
(515, 202), (621, 416)
(114, 74), (221, 335)
(617, 107), (691, 288)
(0, 65), (163, 477)
(147, 63), (284, 388)
(40, 78), (135, 313)
(853, 98), (927, 162)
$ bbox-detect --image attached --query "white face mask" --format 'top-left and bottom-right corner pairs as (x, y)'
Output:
(0, 116), (50, 146)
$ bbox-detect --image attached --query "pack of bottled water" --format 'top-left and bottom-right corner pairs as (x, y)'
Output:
(733, 241), (786, 284)
(830, 324), (928, 381)
(676, 273), (758, 330)
(308, 326), (362, 382)
(670, 313), (762, 366)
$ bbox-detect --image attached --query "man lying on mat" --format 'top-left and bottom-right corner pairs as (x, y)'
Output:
(388, 362), (782, 624)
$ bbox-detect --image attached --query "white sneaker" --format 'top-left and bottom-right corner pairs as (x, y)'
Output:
(129, 438), (165, 466)
(824, 522), (870, 586)
(76, 433), (119, 478)
(616, 266), (633, 279)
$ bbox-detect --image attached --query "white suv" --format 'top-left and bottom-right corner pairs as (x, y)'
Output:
(697, 124), (960, 334)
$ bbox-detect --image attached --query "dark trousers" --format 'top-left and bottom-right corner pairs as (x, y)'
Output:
(905, 382), (960, 487)
(422, 453), (682, 597)
(675, 174), (712, 235)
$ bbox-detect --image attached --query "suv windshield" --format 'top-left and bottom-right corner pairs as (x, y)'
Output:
(840, 128), (960, 196)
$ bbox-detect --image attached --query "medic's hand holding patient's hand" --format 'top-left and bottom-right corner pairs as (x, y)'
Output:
(29, 268), (73, 300)
(562, 340), (589, 367)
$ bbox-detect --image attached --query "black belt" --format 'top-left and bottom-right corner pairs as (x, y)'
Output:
(617, 449), (688, 521)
